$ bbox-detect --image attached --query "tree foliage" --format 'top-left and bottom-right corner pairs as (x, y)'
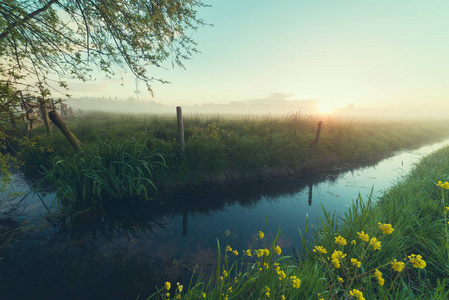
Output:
(0, 0), (208, 93)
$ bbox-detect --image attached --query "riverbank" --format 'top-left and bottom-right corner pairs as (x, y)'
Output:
(158, 145), (449, 299)
(13, 112), (449, 208)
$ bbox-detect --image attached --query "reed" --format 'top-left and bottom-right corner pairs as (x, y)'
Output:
(40, 138), (165, 208)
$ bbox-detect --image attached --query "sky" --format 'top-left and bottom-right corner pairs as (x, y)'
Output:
(66, 0), (449, 115)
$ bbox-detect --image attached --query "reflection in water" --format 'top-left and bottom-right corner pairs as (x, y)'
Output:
(183, 211), (188, 237)
(308, 184), (313, 206)
(2, 139), (449, 299)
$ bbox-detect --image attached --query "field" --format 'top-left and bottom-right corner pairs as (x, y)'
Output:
(13, 111), (449, 209)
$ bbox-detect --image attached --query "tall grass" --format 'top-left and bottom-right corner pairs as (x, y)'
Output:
(25, 112), (449, 190)
(147, 146), (449, 299)
(41, 138), (165, 208)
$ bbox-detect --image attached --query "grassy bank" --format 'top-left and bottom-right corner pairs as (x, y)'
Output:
(149, 146), (449, 299)
(15, 112), (449, 207)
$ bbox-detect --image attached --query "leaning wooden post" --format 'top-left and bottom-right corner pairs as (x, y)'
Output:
(49, 110), (82, 151)
(176, 106), (185, 152)
(39, 98), (51, 134)
(314, 121), (322, 145)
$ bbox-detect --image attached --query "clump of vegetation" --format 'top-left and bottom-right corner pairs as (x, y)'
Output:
(146, 146), (449, 299)
(41, 138), (165, 208)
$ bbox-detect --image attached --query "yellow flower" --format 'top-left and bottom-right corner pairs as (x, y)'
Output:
(349, 289), (365, 300)
(437, 181), (449, 189)
(244, 249), (252, 257)
(335, 235), (347, 246)
(275, 245), (282, 255)
(165, 281), (171, 291)
(222, 270), (228, 277)
(357, 231), (369, 242)
(225, 245), (232, 252)
(264, 262), (269, 269)
(177, 283), (183, 292)
(265, 291), (270, 297)
(332, 258), (340, 268)
(278, 270), (286, 280)
(258, 231), (264, 239)
(369, 237), (381, 250)
(290, 276), (301, 288)
(313, 246), (327, 254)
(408, 254), (427, 269)
(331, 250), (347, 260)
(378, 222), (394, 234)
(351, 258), (361, 268)
(351, 240), (357, 245)
(233, 250), (239, 256)
(229, 287), (232, 293)
(281, 296), (285, 300)
(391, 259), (405, 272)
(166, 293), (170, 298)
(375, 269), (385, 286)
(202, 293), (206, 298)
(338, 277), (344, 283)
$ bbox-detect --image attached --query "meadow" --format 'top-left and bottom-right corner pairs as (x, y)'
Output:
(15, 111), (449, 209)
(148, 144), (449, 299)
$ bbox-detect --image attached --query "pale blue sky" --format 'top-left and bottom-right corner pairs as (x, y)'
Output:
(68, 0), (449, 113)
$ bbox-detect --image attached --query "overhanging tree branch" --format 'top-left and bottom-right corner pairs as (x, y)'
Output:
(0, 0), (59, 41)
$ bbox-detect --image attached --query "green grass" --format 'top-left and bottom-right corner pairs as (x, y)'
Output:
(147, 146), (449, 299)
(40, 138), (165, 208)
(13, 111), (449, 208)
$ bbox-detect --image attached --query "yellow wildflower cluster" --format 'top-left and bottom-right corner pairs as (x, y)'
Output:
(258, 231), (265, 239)
(290, 275), (301, 288)
(357, 231), (369, 242)
(349, 289), (365, 300)
(335, 235), (347, 246)
(408, 254), (427, 269)
(264, 286), (270, 298)
(331, 250), (346, 269)
(374, 269), (385, 286)
(350, 258), (361, 268)
(369, 237), (381, 250)
(275, 245), (282, 256)
(256, 248), (270, 257)
(391, 259), (405, 272)
(378, 222), (394, 234)
(313, 245), (327, 254)
(437, 181), (449, 189)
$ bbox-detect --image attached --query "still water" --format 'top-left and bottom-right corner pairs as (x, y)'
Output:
(1, 139), (449, 299)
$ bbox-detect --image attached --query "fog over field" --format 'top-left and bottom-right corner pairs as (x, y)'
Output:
(67, 92), (449, 121)
(63, 1), (449, 122)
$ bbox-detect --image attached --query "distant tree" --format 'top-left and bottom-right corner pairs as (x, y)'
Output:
(0, 0), (208, 95)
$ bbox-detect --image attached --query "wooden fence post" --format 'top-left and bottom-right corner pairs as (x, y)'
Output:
(176, 106), (185, 152)
(314, 121), (322, 145)
(39, 98), (51, 134)
(49, 110), (82, 151)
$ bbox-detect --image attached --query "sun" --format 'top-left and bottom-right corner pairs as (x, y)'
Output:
(315, 101), (339, 115)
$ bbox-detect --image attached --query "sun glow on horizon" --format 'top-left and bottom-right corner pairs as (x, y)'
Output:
(315, 101), (342, 115)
